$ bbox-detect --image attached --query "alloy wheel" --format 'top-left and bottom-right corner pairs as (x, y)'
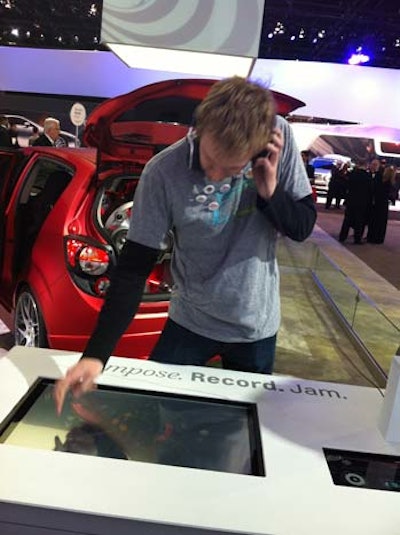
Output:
(14, 289), (47, 347)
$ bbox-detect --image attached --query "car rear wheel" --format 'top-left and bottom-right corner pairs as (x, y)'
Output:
(14, 288), (48, 348)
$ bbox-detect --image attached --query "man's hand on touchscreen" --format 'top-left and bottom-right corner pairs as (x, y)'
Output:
(54, 357), (104, 416)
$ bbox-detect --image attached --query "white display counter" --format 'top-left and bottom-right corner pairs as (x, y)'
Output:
(0, 345), (400, 535)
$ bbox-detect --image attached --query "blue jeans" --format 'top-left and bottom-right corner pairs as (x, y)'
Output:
(150, 319), (276, 374)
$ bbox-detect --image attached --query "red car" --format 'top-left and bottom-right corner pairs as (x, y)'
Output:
(0, 79), (305, 358)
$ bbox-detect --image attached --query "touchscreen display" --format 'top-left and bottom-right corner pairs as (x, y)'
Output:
(0, 378), (265, 476)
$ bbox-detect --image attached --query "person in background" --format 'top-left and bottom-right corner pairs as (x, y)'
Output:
(0, 115), (14, 148)
(301, 150), (315, 184)
(33, 117), (61, 146)
(368, 158), (383, 180)
(325, 161), (349, 210)
(339, 159), (372, 244)
(367, 160), (395, 244)
(389, 168), (400, 206)
(54, 76), (317, 414)
(28, 126), (40, 146)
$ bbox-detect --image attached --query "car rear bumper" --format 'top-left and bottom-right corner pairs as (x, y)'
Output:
(47, 311), (168, 359)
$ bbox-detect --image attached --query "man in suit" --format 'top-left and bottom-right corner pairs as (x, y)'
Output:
(339, 159), (373, 244)
(301, 150), (315, 183)
(0, 116), (14, 148)
(33, 117), (61, 146)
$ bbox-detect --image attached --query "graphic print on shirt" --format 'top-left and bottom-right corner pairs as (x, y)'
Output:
(191, 171), (257, 227)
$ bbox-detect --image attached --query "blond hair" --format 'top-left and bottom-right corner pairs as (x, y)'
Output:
(195, 76), (276, 158)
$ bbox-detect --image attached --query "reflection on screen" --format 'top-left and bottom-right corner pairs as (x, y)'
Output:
(0, 379), (265, 476)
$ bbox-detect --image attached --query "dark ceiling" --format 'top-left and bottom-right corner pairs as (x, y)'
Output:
(260, 0), (400, 69)
(0, 0), (103, 49)
(0, 0), (399, 69)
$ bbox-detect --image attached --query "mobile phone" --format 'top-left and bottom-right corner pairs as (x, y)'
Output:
(251, 149), (269, 165)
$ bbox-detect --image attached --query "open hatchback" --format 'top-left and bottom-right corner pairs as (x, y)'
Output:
(0, 78), (305, 358)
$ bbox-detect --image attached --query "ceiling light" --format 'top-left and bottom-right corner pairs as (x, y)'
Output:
(89, 4), (97, 16)
(348, 51), (370, 65)
(107, 44), (255, 78)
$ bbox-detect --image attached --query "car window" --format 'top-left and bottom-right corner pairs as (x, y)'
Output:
(20, 159), (73, 203)
(13, 159), (74, 274)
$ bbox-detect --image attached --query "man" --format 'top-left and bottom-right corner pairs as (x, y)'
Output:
(33, 117), (61, 146)
(325, 161), (349, 210)
(300, 150), (315, 183)
(339, 159), (373, 244)
(366, 158), (392, 243)
(54, 76), (317, 413)
(0, 115), (14, 148)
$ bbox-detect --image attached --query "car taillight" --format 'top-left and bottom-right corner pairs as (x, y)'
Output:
(64, 236), (171, 301)
(65, 237), (113, 297)
(78, 246), (109, 275)
(66, 238), (110, 275)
